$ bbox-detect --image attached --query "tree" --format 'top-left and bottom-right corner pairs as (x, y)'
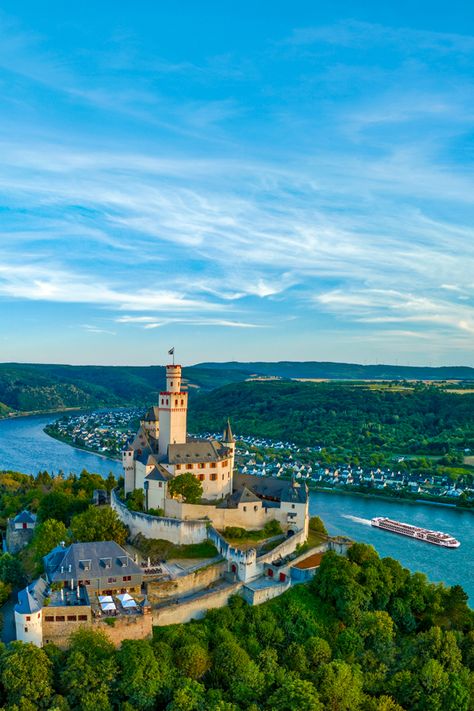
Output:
(166, 679), (206, 711)
(32, 519), (68, 561)
(70, 506), (128, 546)
(116, 639), (161, 709)
(37, 491), (87, 525)
(1, 642), (53, 708)
(267, 675), (323, 710)
(60, 629), (117, 711)
(0, 552), (25, 587)
(308, 516), (327, 536)
(176, 643), (211, 680)
(318, 661), (363, 711)
(126, 488), (145, 512)
(168, 473), (202, 504)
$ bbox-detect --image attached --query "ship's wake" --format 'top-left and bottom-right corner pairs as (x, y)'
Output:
(342, 515), (372, 526)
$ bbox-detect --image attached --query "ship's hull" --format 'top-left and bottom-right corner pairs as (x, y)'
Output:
(371, 517), (460, 548)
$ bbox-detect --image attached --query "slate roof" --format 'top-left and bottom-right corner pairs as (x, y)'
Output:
(43, 541), (142, 583)
(145, 465), (172, 482)
(218, 486), (261, 509)
(234, 473), (308, 505)
(15, 577), (47, 615)
(166, 439), (230, 464)
(144, 406), (160, 422)
(13, 510), (37, 525)
(222, 419), (235, 443)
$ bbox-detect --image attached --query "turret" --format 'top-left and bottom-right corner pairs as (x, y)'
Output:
(222, 419), (236, 488)
(158, 363), (188, 457)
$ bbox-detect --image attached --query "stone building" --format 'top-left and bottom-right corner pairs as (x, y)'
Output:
(15, 540), (149, 648)
(119, 358), (309, 540)
(123, 363), (236, 509)
(6, 510), (37, 553)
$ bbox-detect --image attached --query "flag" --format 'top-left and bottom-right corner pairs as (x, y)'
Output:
(168, 347), (175, 355)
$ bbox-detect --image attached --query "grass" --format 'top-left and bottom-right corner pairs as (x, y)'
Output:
(132, 533), (218, 562)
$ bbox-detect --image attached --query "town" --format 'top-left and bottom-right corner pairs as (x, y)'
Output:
(46, 408), (474, 505)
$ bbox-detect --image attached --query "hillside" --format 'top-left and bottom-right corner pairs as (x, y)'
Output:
(188, 380), (474, 454)
(1, 359), (474, 416)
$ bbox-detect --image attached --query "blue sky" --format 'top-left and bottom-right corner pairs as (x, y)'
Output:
(1, 1), (474, 366)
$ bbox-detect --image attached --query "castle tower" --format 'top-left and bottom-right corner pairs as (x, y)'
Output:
(222, 419), (236, 489)
(122, 447), (135, 495)
(158, 363), (188, 457)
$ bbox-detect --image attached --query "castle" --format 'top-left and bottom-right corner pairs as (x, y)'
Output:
(122, 360), (308, 535)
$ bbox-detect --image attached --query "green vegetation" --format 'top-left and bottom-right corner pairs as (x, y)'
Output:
(132, 533), (218, 562)
(3, 360), (474, 416)
(168, 472), (203, 504)
(189, 380), (474, 473)
(0, 545), (472, 709)
(222, 520), (283, 545)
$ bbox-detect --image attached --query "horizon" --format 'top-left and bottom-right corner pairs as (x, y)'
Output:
(1, 2), (474, 365)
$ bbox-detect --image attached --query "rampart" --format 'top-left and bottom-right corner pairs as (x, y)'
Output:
(147, 560), (226, 602)
(111, 489), (208, 544)
(152, 582), (243, 626)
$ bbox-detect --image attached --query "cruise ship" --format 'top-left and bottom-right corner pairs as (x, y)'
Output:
(371, 517), (460, 548)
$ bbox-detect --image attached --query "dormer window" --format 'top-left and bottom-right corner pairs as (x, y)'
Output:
(118, 556), (129, 567)
(100, 558), (112, 569)
(80, 559), (91, 571)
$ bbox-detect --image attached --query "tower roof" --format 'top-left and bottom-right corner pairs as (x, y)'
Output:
(222, 419), (235, 443)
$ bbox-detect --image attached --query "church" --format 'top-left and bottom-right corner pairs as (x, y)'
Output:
(123, 358), (308, 535)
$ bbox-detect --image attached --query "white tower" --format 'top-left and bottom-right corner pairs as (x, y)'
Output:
(158, 364), (188, 457)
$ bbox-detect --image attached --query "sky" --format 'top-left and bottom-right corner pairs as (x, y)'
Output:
(1, 1), (474, 366)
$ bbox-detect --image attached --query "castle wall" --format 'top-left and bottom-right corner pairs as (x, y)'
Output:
(153, 581), (243, 626)
(164, 498), (270, 530)
(92, 611), (153, 647)
(42, 605), (92, 648)
(111, 489), (208, 545)
(241, 579), (291, 606)
(147, 561), (226, 602)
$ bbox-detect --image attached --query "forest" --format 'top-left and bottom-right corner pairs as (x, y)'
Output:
(189, 381), (474, 458)
(0, 543), (471, 710)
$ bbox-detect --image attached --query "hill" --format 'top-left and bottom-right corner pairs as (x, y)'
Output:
(1, 359), (474, 416)
(188, 380), (474, 454)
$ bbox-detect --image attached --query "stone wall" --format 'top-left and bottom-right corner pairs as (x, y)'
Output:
(111, 489), (208, 545)
(256, 527), (307, 565)
(241, 579), (291, 606)
(153, 582), (243, 626)
(92, 612), (153, 646)
(164, 498), (270, 530)
(147, 561), (226, 602)
(42, 605), (92, 648)
(207, 527), (259, 582)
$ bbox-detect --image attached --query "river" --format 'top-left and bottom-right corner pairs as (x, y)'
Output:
(0, 414), (472, 601)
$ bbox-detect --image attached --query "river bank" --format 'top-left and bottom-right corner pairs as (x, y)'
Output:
(43, 427), (121, 461)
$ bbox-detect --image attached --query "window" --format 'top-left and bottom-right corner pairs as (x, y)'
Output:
(22, 522), (27, 529)
(210, 463), (216, 469)
(243, 506), (247, 512)
(292, 504), (295, 509)
(222, 474), (224, 480)
(188, 464), (194, 470)
(228, 473), (230, 478)
(175, 399), (178, 406)
(210, 473), (217, 481)
(176, 464), (181, 470)
(181, 399), (184, 406)
(158, 482), (162, 488)
(84, 580), (91, 586)
(161, 398), (164, 405)
(26, 615), (30, 621)
(78, 615), (88, 621)
(55, 616), (65, 622)
(24, 626), (28, 632)
(123, 575), (131, 582)
(107, 577), (117, 583)
(37, 613), (40, 619)
(198, 474), (204, 481)
(222, 460), (228, 467)
(45, 616), (54, 622)
(67, 615), (77, 622)
(198, 463), (205, 469)
(254, 505), (258, 511)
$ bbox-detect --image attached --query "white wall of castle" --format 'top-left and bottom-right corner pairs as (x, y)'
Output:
(172, 459), (233, 500)
(15, 609), (43, 647)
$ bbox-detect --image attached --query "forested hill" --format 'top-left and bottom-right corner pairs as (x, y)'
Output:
(1, 359), (474, 416)
(0, 363), (248, 414)
(199, 360), (474, 380)
(188, 380), (474, 453)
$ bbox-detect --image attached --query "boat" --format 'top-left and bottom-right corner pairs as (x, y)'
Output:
(371, 517), (460, 548)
